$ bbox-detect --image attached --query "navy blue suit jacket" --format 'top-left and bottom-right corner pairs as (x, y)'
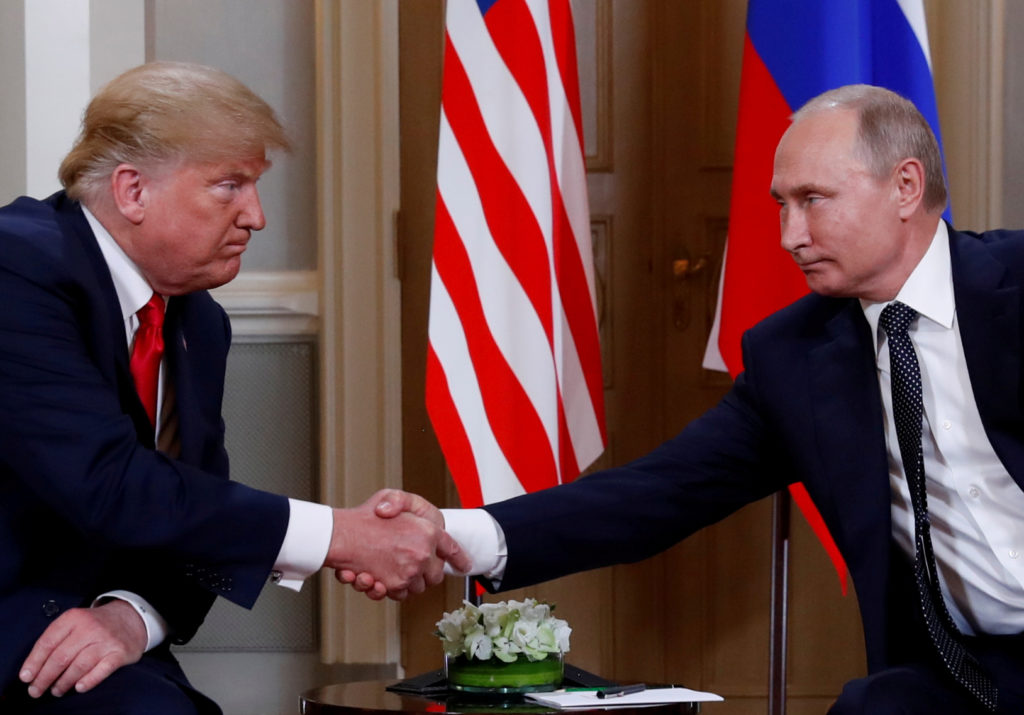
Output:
(0, 193), (290, 692)
(485, 224), (1024, 675)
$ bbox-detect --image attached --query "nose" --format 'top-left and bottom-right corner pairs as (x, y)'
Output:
(239, 185), (266, 231)
(779, 206), (810, 254)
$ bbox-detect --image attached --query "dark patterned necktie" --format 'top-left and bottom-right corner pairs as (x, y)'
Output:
(880, 301), (997, 711)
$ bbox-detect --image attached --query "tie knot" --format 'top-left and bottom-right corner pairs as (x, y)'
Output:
(138, 294), (165, 329)
(880, 300), (917, 338)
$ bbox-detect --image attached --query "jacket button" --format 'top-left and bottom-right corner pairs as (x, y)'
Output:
(42, 600), (60, 618)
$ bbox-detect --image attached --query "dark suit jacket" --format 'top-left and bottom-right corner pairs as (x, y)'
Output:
(484, 224), (1024, 676)
(0, 193), (290, 692)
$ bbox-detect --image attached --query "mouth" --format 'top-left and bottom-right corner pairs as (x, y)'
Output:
(222, 241), (249, 258)
(792, 257), (824, 272)
(225, 233), (250, 250)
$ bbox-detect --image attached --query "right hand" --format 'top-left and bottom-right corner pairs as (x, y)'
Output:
(19, 600), (146, 700)
(327, 490), (470, 601)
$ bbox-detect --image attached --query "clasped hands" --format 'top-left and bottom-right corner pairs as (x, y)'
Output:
(17, 489), (461, 701)
(328, 489), (471, 601)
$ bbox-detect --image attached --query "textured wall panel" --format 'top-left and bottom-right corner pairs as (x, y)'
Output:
(179, 340), (318, 652)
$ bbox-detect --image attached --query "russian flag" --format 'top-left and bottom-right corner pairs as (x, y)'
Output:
(704, 0), (948, 592)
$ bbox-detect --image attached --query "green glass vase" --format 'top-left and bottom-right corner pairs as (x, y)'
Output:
(445, 653), (564, 693)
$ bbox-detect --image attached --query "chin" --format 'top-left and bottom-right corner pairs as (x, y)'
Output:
(212, 260), (243, 288)
(804, 278), (845, 298)
(181, 266), (242, 294)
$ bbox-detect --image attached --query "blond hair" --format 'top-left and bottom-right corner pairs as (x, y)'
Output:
(59, 61), (290, 204)
(793, 84), (948, 213)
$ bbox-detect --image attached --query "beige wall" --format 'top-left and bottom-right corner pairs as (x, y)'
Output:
(0, 1), (26, 203)
(927, 0), (1005, 231)
(1003, 0), (1024, 228)
(149, 0), (318, 272)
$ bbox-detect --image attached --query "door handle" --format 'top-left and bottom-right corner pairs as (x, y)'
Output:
(672, 252), (710, 331)
(672, 256), (708, 280)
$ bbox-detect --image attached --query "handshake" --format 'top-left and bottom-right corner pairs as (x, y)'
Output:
(327, 489), (472, 601)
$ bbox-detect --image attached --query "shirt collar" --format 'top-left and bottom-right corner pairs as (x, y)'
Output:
(82, 206), (158, 320)
(860, 220), (953, 357)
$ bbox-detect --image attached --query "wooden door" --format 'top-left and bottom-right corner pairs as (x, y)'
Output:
(397, 2), (865, 711)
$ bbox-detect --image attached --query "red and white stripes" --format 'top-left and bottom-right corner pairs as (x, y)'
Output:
(426, 0), (606, 508)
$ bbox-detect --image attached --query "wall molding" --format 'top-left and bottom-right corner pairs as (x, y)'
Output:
(211, 270), (319, 340)
(928, 0), (1004, 230)
(580, 0), (613, 171)
(314, 0), (402, 665)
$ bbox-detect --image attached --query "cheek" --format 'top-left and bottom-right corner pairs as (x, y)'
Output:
(806, 212), (845, 249)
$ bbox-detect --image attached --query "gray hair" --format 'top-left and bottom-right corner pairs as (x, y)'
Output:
(793, 84), (947, 212)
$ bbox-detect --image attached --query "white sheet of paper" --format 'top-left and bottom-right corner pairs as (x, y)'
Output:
(524, 687), (724, 709)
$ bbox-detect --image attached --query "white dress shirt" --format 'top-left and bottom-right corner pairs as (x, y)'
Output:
(447, 222), (1024, 638)
(862, 221), (1024, 635)
(82, 207), (332, 650)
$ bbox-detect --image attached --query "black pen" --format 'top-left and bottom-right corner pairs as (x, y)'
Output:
(597, 684), (646, 699)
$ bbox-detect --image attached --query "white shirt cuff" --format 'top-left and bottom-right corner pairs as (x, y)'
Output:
(270, 499), (333, 591)
(441, 508), (507, 580)
(93, 590), (168, 652)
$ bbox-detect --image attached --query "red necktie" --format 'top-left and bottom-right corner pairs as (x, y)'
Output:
(130, 294), (165, 427)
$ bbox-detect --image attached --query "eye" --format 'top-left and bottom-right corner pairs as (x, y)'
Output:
(211, 180), (242, 202)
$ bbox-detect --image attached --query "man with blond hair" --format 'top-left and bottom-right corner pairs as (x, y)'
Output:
(0, 61), (469, 714)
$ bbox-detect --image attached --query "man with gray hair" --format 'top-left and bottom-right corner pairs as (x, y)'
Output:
(0, 61), (469, 713)
(361, 84), (1024, 713)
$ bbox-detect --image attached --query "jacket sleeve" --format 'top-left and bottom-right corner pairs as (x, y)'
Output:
(484, 362), (792, 592)
(0, 212), (289, 610)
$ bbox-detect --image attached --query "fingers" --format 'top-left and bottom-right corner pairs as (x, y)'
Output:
(354, 572), (381, 592)
(46, 650), (117, 698)
(371, 489), (444, 527)
(70, 656), (120, 695)
(20, 612), (112, 698)
(330, 498), (462, 600)
(369, 488), (412, 519)
(436, 531), (472, 575)
(20, 616), (74, 697)
(19, 602), (145, 699)
(335, 569), (390, 601)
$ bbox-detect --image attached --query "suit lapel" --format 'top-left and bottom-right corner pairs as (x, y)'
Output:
(950, 228), (1024, 487)
(807, 300), (893, 651)
(52, 195), (155, 444)
(808, 302), (892, 545)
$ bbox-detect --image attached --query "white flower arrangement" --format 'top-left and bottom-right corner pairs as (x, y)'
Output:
(436, 598), (572, 663)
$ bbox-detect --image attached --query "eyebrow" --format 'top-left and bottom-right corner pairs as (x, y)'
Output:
(770, 183), (825, 200)
(219, 165), (269, 183)
(228, 158), (272, 180)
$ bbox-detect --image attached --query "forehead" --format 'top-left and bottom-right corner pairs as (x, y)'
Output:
(198, 155), (270, 178)
(154, 154), (270, 185)
(771, 109), (865, 193)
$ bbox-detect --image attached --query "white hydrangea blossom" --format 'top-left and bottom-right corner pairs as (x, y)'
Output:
(435, 598), (572, 662)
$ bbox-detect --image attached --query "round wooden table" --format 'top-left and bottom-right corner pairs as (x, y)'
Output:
(299, 680), (703, 715)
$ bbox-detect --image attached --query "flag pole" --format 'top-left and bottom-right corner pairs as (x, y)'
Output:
(768, 489), (790, 715)
(463, 576), (481, 607)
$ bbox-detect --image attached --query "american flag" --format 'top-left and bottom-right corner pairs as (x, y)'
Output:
(426, 0), (606, 508)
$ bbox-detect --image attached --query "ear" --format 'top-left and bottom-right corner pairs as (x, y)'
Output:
(893, 157), (926, 219)
(109, 164), (147, 225)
